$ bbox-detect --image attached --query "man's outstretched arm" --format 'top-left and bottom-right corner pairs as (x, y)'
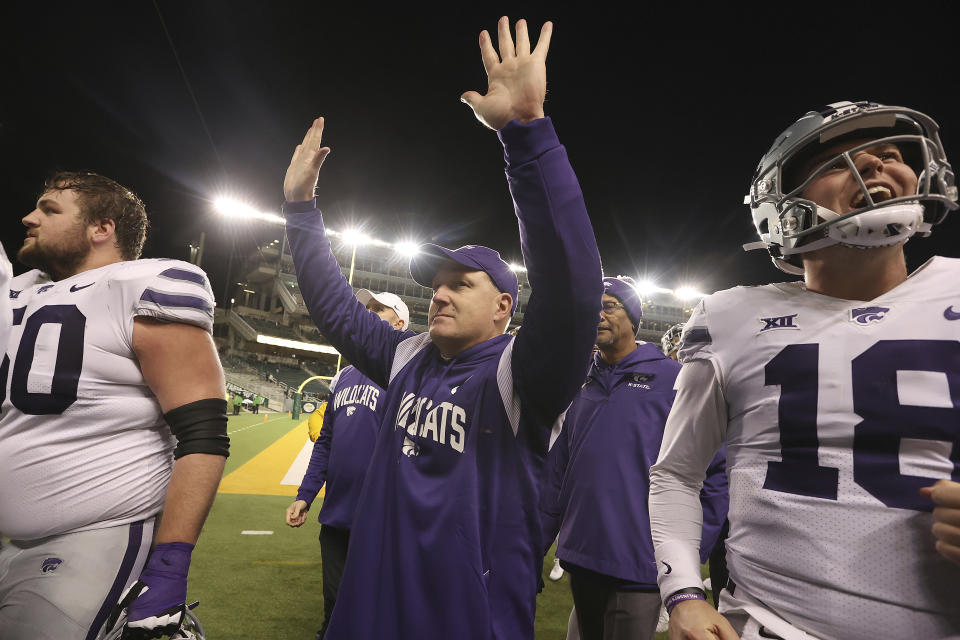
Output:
(461, 17), (602, 439)
(281, 119), (409, 388)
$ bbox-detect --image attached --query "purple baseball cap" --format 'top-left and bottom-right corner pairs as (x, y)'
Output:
(410, 244), (520, 314)
(603, 276), (643, 327)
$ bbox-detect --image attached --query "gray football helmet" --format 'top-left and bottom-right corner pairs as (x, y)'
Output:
(744, 101), (958, 274)
(661, 323), (685, 357)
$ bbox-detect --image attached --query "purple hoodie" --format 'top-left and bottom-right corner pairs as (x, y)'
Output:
(296, 365), (384, 530)
(541, 343), (728, 587)
(283, 117), (601, 640)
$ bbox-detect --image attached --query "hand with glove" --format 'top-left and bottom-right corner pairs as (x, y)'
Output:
(105, 542), (195, 639)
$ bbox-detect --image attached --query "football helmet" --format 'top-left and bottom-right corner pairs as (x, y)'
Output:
(744, 101), (958, 274)
(661, 323), (685, 357)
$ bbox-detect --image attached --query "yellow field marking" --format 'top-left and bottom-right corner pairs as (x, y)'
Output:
(219, 420), (325, 497)
(252, 560), (321, 566)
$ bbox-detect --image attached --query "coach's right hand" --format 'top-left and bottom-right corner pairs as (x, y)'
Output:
(669, 600), (740, 640)
(284, 117), (332, 202)
(285, 500), (310, 527)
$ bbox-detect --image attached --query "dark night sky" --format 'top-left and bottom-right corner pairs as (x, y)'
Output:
(4, 2), (960, 298)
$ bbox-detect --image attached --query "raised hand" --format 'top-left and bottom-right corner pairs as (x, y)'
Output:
(461, 17), (552, 131)
(284, 117), (332, 203)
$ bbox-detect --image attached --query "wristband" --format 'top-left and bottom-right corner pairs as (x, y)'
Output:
(665, 588), (706, 614)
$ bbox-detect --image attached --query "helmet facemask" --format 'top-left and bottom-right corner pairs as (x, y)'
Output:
(745, 103), (959, 274)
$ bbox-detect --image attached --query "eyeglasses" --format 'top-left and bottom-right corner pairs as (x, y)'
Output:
(600, 301), (627, 315)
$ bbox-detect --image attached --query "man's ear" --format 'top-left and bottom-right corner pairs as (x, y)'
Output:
(90, 218), (116, 247)
(395, 319), (406, 331)
(494, 292), (513, 322)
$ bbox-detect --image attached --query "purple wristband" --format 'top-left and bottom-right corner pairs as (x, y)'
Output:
(665, 590), (706, 614)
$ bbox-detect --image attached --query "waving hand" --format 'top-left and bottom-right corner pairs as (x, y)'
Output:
(461, 17), (553, 131)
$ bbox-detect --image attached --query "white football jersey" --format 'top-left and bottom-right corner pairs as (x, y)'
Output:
(0, 244), (12, 354)
(0, 259), (215, 540)
(678, 256), (960, 638)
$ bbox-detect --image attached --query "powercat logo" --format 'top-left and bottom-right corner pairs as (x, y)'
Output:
(41, 557), (63, 573)
(849, 306), (889, 325)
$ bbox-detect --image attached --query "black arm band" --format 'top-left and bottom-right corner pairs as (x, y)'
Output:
(164, 398), (230, 459)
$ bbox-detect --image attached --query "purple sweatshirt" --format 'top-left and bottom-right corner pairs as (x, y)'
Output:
(283, 118), (602, 640)
(541, 344), (728, 587)
(296, 365), (384, 530)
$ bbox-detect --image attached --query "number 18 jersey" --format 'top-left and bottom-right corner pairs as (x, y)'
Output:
(0, 259), (215, 541)
(680, 256), (960, 638)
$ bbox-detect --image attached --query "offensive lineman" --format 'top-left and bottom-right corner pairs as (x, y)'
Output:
(285, 290), (409, 639)
(649, 102), (960, 639)
(282, 17), (601, 639)
(0, 172), (229, 639)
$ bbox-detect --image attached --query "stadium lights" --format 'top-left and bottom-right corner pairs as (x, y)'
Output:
(634, 280), (672, 297)
(674, 286), (706, 301)
(256, 335), (340, 355)
(214, 198), (285, 225)
(509, 263), (527, 273)
(393, 241), (420, 257)
(340, 228), (372, 247)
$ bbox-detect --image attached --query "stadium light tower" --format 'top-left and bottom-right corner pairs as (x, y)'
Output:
(213, 197), (287, 309)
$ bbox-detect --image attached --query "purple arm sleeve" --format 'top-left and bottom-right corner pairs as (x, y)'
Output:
(698, 446), (730, 562)
(296, 395), (335, 506)
(539, 425), (569, 554)
(282, 201), (414, 388)
(501, 118), (603, 442)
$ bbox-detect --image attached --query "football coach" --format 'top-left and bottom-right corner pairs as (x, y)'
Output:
(280, 16), (601, 640)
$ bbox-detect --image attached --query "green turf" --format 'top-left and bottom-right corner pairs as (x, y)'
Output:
(192, 416), (675, 638)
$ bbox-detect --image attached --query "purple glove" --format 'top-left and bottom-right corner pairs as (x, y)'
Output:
(122, 542), (194, 638)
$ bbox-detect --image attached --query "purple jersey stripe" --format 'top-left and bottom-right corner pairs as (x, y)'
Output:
(140, 288), (211, 312)
(684, 327), (711, 345)
(85, 520), (144, 640)
(159, 268), (206, 286)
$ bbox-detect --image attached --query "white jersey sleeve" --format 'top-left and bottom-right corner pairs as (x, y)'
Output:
(114, 259), (215, 333)
(0, 259), (216, 540)
(650, 355), (727, 600)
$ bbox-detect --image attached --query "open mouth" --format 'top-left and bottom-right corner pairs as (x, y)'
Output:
(851, 185), (893, 209)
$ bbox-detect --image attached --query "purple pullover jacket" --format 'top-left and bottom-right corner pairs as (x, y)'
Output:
(296, 365), (384, 530)
(283, 118), (602, 640)
(541, 343), (729, 588)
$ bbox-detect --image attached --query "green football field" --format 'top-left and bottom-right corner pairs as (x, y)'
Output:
(188, 414), (672, 639)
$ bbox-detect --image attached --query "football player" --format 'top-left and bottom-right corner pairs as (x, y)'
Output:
(285, 290), (409, 640)
(649, 101), (960, 639)
(281, 17), (602, 639)
(0, 172), (229, 640)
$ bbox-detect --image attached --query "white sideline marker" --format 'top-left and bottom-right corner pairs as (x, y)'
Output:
(241, 530), (274, 535)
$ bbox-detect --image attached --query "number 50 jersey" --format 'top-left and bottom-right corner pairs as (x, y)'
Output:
(0, 259), (215, 541)
(680, 256), (960, 638)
